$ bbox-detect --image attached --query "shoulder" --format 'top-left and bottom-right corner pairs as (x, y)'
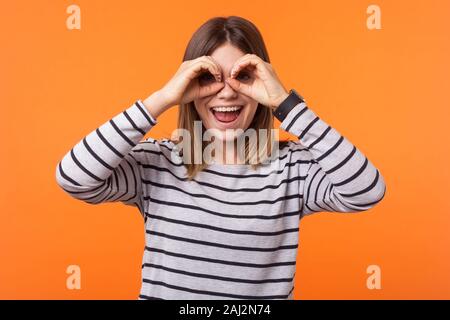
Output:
(131, 137), (182, 165)
(279, 139), (309, 154)
(137, 137), (176, 152)
(276, 139), (313, 163)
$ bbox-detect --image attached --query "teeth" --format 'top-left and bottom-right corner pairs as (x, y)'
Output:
(211, 105), (243, 112)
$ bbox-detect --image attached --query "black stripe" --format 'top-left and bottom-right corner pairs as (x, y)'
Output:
(59, 180), (106, 195)
(330, 186), (362, 211)
(304, 166), (322, 210)
(285, 105), (308, 132)
(304, 202), (318, 214)
(142, 263), (293, 284)
(143, 137), (294, 156)
(142, 278), (288, 299)
(85, 180), (112, 203)
(134, 201), (145, 218)
(288, 285), (294, 296)
(298, 116), (320, 140)
(312, 172), (353, 212)
(344, 193), (383, 208)
(90, 177), (115, 204)
(203, 146), (311, 175)
(316, 135), (344, 162)
(122, 157), (139, 202)
(144, 213), (298, 236)
(322, 183), (332, 211)
(104, 169), (122, 202)
(123, 109), (147, 136)
(70, 149), (103, 182)
(83, 138), (113, 170)
(133, 148), (183, 167)
(107, 163), (129, 202)
(334, 157), (368, 187)
(307, 126), (331, 149)
(135, 141), (311, 177)
(142, 165), (306, 193)
(137, 156), (311, 180)
(145, 196), (301, 220)
(143, 180), (301, 205)
(96, 128), (124, 158)
(311, 199), (328, 213)
(145, 246), (296, 268)
(77, 180), (109, 203)
(135, 100), (156, 126)
(314, 173), (335, 212)
(339, 170), (380, 198)
(326, 146), (356, 175)
(109, 119), (135, 147)
(140, 139), (175, 152)
(304, 171), (338, 213)
(311, 182), (336, 213)
(146, 230), (298, 252)
(138, 294), (165, 300)
(58, 162), (81, 186)
(135, 144), (308, 169)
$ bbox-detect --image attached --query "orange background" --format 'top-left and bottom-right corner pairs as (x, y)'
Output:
(1, 0), (449, 299)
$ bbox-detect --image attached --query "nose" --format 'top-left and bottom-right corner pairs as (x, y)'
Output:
(215, 80), (238, 99)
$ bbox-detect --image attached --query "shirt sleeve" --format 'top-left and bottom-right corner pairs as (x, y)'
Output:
(55, 99), (157, 217)
(279, 100), (387, 217)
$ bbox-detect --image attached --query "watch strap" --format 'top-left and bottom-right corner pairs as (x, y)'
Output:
(272, 89), (304, 122)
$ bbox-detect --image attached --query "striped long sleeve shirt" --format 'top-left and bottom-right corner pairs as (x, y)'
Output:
(55, 98), (386, 300)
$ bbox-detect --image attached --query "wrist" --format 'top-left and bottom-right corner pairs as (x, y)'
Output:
(142, 90), (172, 119)
(271, 91), (289, 109)
(272, 89), (305, 122)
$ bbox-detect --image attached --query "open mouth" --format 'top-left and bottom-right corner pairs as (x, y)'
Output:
(210, 105), (244, 123)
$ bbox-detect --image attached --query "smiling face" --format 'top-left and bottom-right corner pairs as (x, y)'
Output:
(193, 43), (259, 141)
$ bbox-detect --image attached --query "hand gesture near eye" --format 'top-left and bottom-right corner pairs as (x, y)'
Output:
(225, 54), (289, 109)
(144, 56), (224, 119)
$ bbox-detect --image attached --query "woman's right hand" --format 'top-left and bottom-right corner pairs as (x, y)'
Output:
(144, 56), (225, 119)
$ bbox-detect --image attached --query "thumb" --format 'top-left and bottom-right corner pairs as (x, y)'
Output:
(198, 81), (225, 97)
(226, 78), (251, 96)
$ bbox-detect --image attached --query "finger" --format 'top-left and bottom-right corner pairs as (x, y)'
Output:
(230, 61), (257, 79)
(228, 53), (252, 75)
(225, 77), (252, 97)
(203, 56), (223, 81)
(191, 60), (222, 82)
(198, 81), (225, 98)
(195, 56), (222, 81)
(230, 55), (265, 78)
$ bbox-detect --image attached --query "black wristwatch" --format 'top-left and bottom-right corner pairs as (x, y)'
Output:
(272, 89), (304, 122)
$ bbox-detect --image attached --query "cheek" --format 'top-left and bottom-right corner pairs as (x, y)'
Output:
(194, 101), (214, 129)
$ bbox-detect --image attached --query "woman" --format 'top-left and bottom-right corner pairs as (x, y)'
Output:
(55, 16), (386, 300)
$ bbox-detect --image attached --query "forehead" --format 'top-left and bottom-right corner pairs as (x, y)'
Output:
(210, 43), (246, 74)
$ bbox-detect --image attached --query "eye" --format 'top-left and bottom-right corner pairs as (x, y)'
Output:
(236, 72), (251, 82)
(198, 72), (215, 85)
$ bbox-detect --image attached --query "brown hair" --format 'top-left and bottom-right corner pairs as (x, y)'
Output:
(175, 16), (284, 179)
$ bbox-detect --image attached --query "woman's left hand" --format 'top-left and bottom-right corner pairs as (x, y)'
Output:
(225, 54), (289, 110)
